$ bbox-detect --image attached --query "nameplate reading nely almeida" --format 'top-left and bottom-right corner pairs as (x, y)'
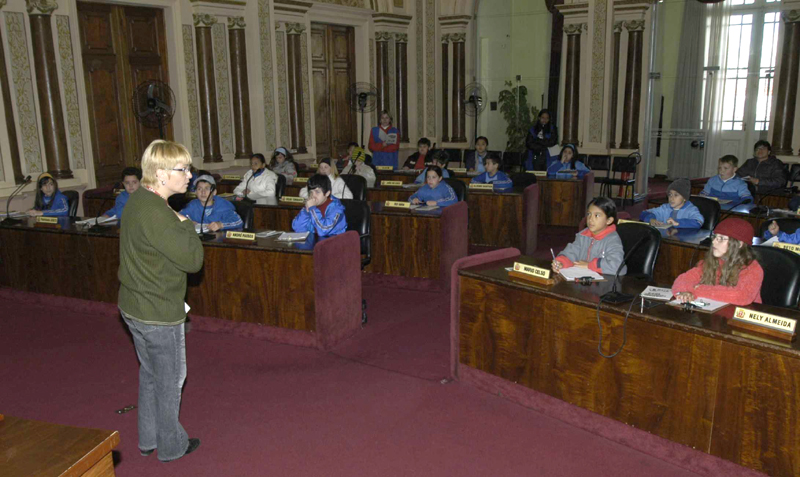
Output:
(729, 306), (797, 342)
(224, 231), (256, 244)
(280, 196), (305, 204)
(508, 262), (555, 285)
(384, 200), (410, 209)
(775, 242), (800, 255)
(381, 180), (403, 187)
(222, 174), (242, 181)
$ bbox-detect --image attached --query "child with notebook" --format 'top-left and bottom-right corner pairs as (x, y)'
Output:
(639, 178), (704, 229)
(408, 166), (458, 207)
(292, 174), (347, 237)
(699, 155), (752, 206)
(552, 197), (626, 276)
(672, 218), (762, 305)
(470, 155), (512, 192)
(26, 173), (69, 217)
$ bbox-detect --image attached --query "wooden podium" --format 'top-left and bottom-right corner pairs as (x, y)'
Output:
(0, 414), (120, 476)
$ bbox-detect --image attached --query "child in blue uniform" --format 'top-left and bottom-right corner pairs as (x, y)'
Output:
(465, 136), (490, 173)
(409, 166), (458, 207)
(292, 174), (347, 237)
(699, 155), (752, 206)
(181, 175), (243, 232)
(413, 151), (450, 183)
(27, 172), (69, 217)
(639, 178), (704, 229)
(763, 220), (800, 244)
(100, 167), (141, 220)
(547, 144), (590, 178)
(470, 155), (512, 192)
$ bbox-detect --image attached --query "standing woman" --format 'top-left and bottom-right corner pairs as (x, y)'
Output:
(270, 147), (298, 184)
(118, 140), (203, 463)
(525, 109), (559, 171)
(368, 110), (400, 168)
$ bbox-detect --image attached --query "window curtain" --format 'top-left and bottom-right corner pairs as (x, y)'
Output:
(703, 1), (732, 177)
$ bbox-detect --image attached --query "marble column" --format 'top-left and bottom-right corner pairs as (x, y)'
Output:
(395, 33), (409, 143)
(1, 0), (21, 183)
(286, 22), (306, 153)
(451, 32), (466, 143)
(608, 22), (622, 149)
(562, 23), (582, 146)
(441, 34), (450, 142)
(772, 10), (800, 155)
(228, 16), (252, 159)
(28, 0), (72, 178)
(194, 14), (222, 162)
(375, 31), (391, 116)
(620, 20), (644, 150)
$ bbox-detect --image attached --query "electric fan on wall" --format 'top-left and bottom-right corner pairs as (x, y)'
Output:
(347, 82), (378, 148)
(463, 82), (488, 146)
(132, 80), (175, 139)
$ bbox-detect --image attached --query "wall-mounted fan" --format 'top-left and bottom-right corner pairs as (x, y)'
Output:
(132, 80), (175, 139)
(463, 82), (488, 147)
(347, 82), (378, 148)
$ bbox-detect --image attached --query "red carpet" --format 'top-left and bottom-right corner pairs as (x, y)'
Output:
(0, 286), (763, 476)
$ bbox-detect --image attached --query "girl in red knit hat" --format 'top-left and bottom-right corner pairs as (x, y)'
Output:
(672, 218), (763, 305)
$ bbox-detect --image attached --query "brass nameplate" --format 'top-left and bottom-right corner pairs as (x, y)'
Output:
(385, 200), (410, 209)
(224, 231), (256, 242)
(222, 175), (242, 181)
(732, 307), (797, 334)
(775, 242), (800, 255)
(450, 167), (467, 173)
(308, 164), (318, 169)
(382, 180), (403, 187)
(512, 262), (551, 280)
(294, 177), (308, 183)
(280, 196), (305, 204)
(376, 166), (394, 171)
(527, 171), (547, 176)
(617, 219), (648, 225)
(36, 216), (58, 224)
(469, 183), (494, 190)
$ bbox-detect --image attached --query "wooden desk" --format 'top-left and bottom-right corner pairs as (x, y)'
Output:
(653, 228), (711, 285)
(466, 186), (538, 254)
(537, 176), (590, 226)
(0, 415), (119, 476)
(457, 255), (800, 476)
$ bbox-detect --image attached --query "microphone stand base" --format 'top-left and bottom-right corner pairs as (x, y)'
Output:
(198, 232), (215, 241)
(601, 290), (635, 304)
(1, 217), (23, 226)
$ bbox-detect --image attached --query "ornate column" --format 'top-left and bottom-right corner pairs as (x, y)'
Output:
(0, 0), (21, 183)
(375, 31), (391, 116)
(451, 33), (466, 143)
(194, 14), (222, 163)
(28, 0), (72, 178)
(562, 23), (582, 146)
(772, 10), (800, 155)
(286, 22), (306, 153)
(441, 34), (450, 142)
(608, 22), (622, 149)
(227, 17), (252, 160)
(620, 20), (644, 150)
(395, 33), (409, 143)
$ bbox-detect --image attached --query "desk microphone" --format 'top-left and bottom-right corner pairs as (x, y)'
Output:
(601, 234), (651, 304)
(749, 169), (799, 217)
(241, 171), (256, 201)
(2, 175), (32, 225)
(88, 182), (120, 232)
(198, 183), (215, 241)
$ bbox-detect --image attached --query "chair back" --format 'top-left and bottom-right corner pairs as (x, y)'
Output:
(275, 174), (286, 199)
(443, 149), (463, 167)
(616, 222), (662, 280)
(444, 178), (467, 202)
(63, 190), (79, 217)
(340, 199), (371, 268)
(751, 246), (800, 308)
(611, 155), (640, 174)
(586, 155), (611, 173)
(757, 217), (800, 238)
(231, 199), (254, 232)
(689, 195), (721, 231)
(168, 194), (190, 212)
(340, 174), (367, 201)
(790, 163), (800, 187)
(511, 173), (537, 188)
(502, 151), (524, 172)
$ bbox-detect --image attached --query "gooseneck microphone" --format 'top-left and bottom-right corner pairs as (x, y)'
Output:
(2, 175), (32, 226)
(601, 234), (651, 304)
(88, 182), (120, 232)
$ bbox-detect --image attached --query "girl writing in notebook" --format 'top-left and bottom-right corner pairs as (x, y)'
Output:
(551, 197), (626, 276)
(672, 218), (762, 305)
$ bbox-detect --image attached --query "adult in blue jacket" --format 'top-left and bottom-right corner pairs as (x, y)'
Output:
(640, 178), (704, 229)
(292, 174), (347, 237)
(26, 172), (69, 217)
(181, 175), (243, 231)
(700, 155), (752, 207)
(409, 166), (459, 207)
(101, 167), (142, 219)
(471, 155), (513, 192)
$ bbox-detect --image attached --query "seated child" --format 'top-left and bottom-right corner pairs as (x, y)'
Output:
(341, 147), (377, 188)
(470, 155), (512, 192)
(101, 167), (141, 219)
(181, 175), (243, 232)
(299, 158), (353, 199)
(552, 197), (626, 275)
(547, 144), (590, 178)
(26, 173), (69, 217)
(337, 142), (360, 169)
(270, 147), (298, 184)
(292, 174), (347, 237)
(465, 136), (490, 173)
(763, 220), (800, 244)
(699, 155), (752, 206)
(234, 153), (278, 201)
(402, 138), (431, 170)
(672, 218), (762, 305)
(409, 166), (458, 207)
(639, 178), (704, 229)
(413, 150), (451, 184)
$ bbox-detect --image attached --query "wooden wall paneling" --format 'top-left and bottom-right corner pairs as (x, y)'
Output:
(311, 25), (330, 159)
(251, 204), (301, 232)
(0, 21), (22, 183)
(330, 26), (355, 157)
(467, 193), (523, 248)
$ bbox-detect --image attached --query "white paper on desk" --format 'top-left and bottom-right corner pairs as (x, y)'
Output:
(652, 223), (673, 229)
(402, 183), (423, 189)
(255, 230), (282, 238)
(717, 199), (732, 204)
(413, 205), (439, 212)
(559, 267), (603, 281)
(76, 215), (117, 225)
(194, 223), (210, 234)
(760, 236), (779, 245)
(0, 211), (26, 218)
(277, 231), (310, 241)
(640, 286), (674, 301)
(667, 297), (728, 312)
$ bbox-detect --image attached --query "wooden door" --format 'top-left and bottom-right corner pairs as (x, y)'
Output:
(77, 2), (170, 186)
(311, 24), (356, 159)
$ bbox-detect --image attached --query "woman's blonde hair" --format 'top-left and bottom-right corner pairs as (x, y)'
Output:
(140, 140), (193, 187)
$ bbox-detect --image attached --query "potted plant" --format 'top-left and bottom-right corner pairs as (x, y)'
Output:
(498, 81), (539, 152)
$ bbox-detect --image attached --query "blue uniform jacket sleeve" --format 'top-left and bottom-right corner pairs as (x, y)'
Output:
(180, 200), (203, 223)
(778, 230), (800, 244)
(216, 200), (243, 230)
(674, 202), (704, 229)
(435, 183), (458, 207)
(736, 179), (753, 200)
(292, 207), (314, 233)
(640, 203), (670, 223)
(307, 199), (346, 237)
(471, 172), (488, 184)
(42, 192), (69, 217)
(547, 161), (565, 174)
(493, 172), (513, 192)
(104, 191), (128, 217)
(414, 168), (427, 184)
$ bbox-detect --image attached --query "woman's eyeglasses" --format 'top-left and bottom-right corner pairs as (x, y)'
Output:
(171, 167), (191, 174)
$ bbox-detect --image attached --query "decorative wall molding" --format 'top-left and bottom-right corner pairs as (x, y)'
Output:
(782, 10), (800, 23)
(285, 22), (306, 35)
(624, 20), (645, 31)
(589, 0), (608, 143)
(25, 0), (57, 15)
(425, 0), (435, 137)
(614, 21), (623, 32)
(370, 37), (376, 125)
(182, 25), (203, 157)
(450, 32), (466, 43)
(439, 15), (471, 27)
(441, 33), (450, 43)
(56, 15), (85, 170)
(227, 16), (245, 29)
(193, 13), (218, 27)
(564, 23), (583, 35)
(258, 0), (277, 151)
(276, 31), (289, 147)
(212, 23), (233, 155)
(394, 33), (407, 43)
(300, 31), (311, 149)
(0, 0), (7, 10)
(415, 0), (423, 137)
(375, 30), (392, 42)
(373, 13), (412, 27)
